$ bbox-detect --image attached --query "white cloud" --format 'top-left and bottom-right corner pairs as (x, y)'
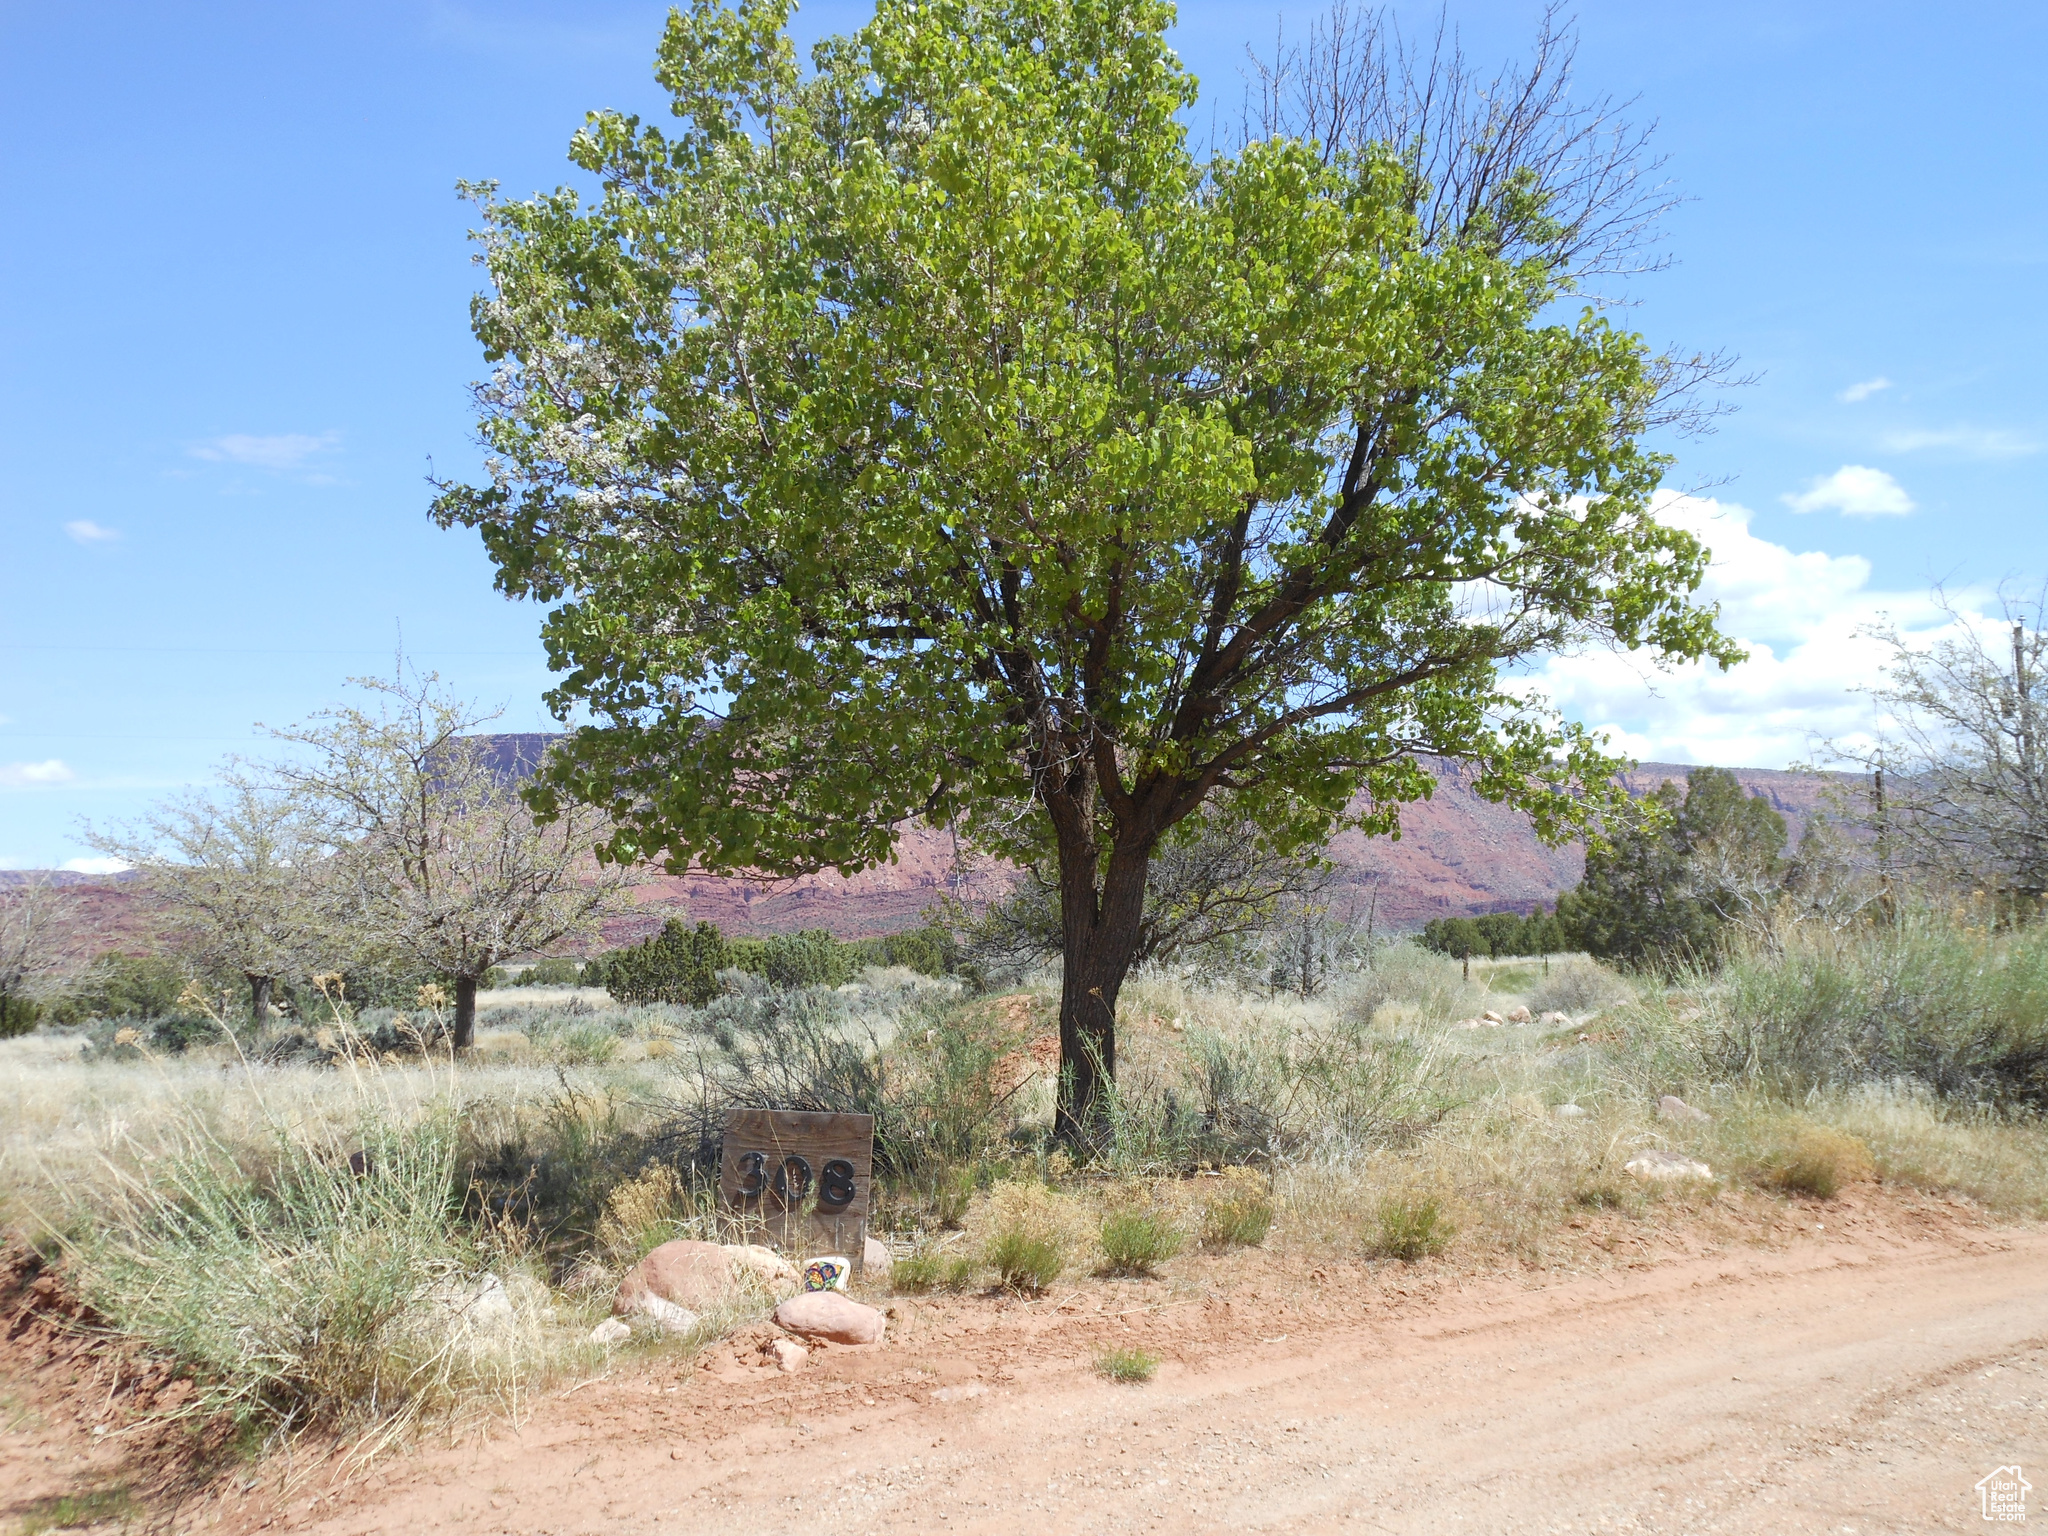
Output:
(1520, 491), (1979, 770)
(64, 519), (120, 544)
(189, 431), (341, 470)
(1838, 376), (1891, 403)
(1782, 464), (1915, 517)
(0, 759), (76, 789)
(60, 856), (130, 875)
(1880, 426), (2040, 460)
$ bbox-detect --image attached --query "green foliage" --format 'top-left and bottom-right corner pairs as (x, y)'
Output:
(1704, 907), (2048, 1110)
(889, 1248), (945, 1294)
(51, 952), (188, 1022)
(596, 921), (960, 1008)
(1096, 1208), (1184, 1276)
(604, 919), (728, 1007)
(1096, 1347), (1159, 1384)
(848, 924), (960, 979)
(1560, 768), (1788, 972)
(1369, 1194), (1453, 1261)
(0, 993), (40, 1038)
(433, 0), (1738, 1134)
(987, 1229), (1065, 1294)
(510, 957), (584, 987)
(727, 928), (855, 990)
(17, 1487), (138, 1536)
(888, 1241), (981, 1294)
(1420, 905), (1571, 962)
(68, 1107), (510, 1430)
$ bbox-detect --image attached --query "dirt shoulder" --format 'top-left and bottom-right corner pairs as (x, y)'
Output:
(10, 1187), (2034, 1536)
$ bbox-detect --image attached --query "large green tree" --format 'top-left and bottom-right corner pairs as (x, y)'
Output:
(433, 0), (1739, 1139)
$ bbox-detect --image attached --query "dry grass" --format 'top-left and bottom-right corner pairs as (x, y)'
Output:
(5, 937), (2045, 1454)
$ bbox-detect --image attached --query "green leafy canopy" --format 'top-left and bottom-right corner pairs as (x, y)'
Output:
(432, 0), (1742, 884)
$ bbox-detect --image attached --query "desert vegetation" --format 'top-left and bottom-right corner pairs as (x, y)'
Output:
(4, 888), (2045, 1458)
(1, 0), (2043, 1498)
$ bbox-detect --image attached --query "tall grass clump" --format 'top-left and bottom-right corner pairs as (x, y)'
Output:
(1344, 944), (1486, 1028)
(1097, 1207), (1184, 1276)
(1528, 955), (1632, 1017)
(1705, 909), (2048, 1110)
(1368, 1192), (1453, 1261)
(63, 1098), (578, 1439)
(1198, 1168), (1274, 1251)
(976, 1182), (1084, 1294)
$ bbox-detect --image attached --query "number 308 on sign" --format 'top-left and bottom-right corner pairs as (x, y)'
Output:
(730, 1151), (858, 1209)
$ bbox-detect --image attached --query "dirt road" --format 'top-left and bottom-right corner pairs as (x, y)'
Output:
(248, 1216), (2046, 1536)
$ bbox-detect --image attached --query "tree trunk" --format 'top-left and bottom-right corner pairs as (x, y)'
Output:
(1054, 835), (1154, 1149)
(453, 974), (479, 1049)
(247, 973), (272, 1028)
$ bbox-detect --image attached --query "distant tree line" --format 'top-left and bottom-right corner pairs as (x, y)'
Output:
(589, 919), (963, 1008)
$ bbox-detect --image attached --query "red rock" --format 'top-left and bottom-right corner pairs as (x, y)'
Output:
(614, 1240), (735, 1315)
(774, 1291), (886, 1345)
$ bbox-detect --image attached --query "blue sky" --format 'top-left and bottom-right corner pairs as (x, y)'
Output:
(2, 0), (2043, 869)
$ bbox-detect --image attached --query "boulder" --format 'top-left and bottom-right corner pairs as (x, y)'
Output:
(616, 1239), (735, 1315)
(724, 1243), (800, 1295)
(1625, 1150), (1712, 1182)
(1540, 1011), (1571, 1025)
(1554, 1103), (1588, 1119)
(1657, 1094), (1711, 1124)
(774, 1291), (887, 1345)
(864, 1235), (894, 1276)
(635, 1296), (700, 1336)
(763, 1337), (809, 1373)
(1482, 1010), (1504, 1024)
(589, 1317), (631, 1345)
(1504, 1006), (1532, 1024)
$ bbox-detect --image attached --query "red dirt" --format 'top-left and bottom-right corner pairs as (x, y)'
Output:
(8, 1187), (2042, 1534)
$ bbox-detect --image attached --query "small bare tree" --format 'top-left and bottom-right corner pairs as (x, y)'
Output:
(1837, 594), (2048, 904)
(270, 671), (633, 1046)
(0, 876), (83, 1036)
(85, 768), (335, 1026)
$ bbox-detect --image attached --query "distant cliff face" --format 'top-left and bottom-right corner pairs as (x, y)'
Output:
(596, 758), (1855, 942)
(17, 748), (1856, 953)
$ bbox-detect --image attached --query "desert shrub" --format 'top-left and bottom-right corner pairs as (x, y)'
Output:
(889, 1241), (979, 1294)
(66, 1103), (577, 1433)
(594, 1163), (720, 1261)
(889, 1248), (944, 1293)
(605, 920), (729, 1007)
(1183, 1015), (1454, 1163)
(1097, 1208), (1184, 1276)
(1705, 910), (2048, 1109)
(509, 958), (583, 988)
(726, 929), (857, 990)
(882, 1161), (983, 1232)
(1198, 1168), (1275, 1250)
(1761, 1125), (1875, 1199)
(1369, 1192), (1453, 1261)
(48, 953), (190, 1026)
(1529, 955), (1631, 1016)
(1342, 943), (1485, 1028)
(848, 924), (960, 979)
(977, 1182), (1083, 1294)
(988, 1229), (1063, 1293)
(0, 994), (42, 1038)
(1096, 1347), (1159, 1383)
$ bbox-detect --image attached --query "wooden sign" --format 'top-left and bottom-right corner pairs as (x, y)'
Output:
(718, 1108), (875, 1266)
